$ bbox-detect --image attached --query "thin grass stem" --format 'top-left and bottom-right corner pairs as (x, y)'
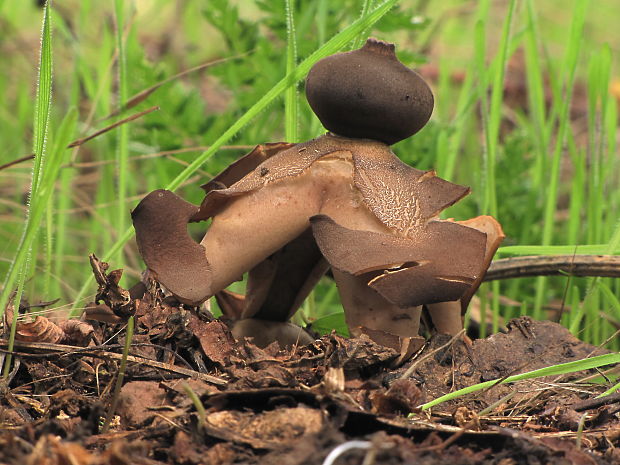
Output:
(101, 315), (134, 433)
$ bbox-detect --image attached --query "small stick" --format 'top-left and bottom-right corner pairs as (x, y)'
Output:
(100, 53), (248, 120)
(64, 145), (253, 169)
(0, 339), (227, 386)
(67, 106), (159, 148)
(414, 418), (479, 452)
(0, 154), (35, 171)
(571, 391), (620, 412)
(484, 255), (620, 281)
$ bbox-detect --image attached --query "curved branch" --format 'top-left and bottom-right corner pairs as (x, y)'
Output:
(484, 255), (620, 281)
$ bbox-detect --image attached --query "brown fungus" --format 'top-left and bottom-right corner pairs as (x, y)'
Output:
(131, 189), (211, 306)
(131, 39), (503, 353)
(310, 214), (486, 307)
(306, 38), (433, 145)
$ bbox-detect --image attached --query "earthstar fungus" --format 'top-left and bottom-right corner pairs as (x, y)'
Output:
(131, 38), (504, 353)
(306, 38), (433, 145)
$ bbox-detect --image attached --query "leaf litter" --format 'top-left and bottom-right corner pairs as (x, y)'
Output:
(0, 256), (619, 465)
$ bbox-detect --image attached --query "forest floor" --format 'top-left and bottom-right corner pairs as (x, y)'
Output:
(1, 258), (619, 465)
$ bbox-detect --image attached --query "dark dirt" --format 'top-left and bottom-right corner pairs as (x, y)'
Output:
(0, 263), (619, 465)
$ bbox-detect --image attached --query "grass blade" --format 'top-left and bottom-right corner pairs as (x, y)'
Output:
(534, 0), (588, 315)
(420, 352), (620, 411)
(42, 109), (78, 297)
(284, 0), (298, 142)
(483, 0), (516, 217)
(569, 219), (620, 335)
(475, 0), (517, 333)
(1, 1), (54, 376)
(30, 2), (54, 198)
(114, 0), (129, 266)
(350, 0), (375, 50)
(499, 244), (620, 256)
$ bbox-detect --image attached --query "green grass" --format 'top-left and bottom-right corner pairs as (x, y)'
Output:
(2, 1), (55, 377)
(533, 0), (588, 322)
(1, 0), (619, 355)
(419, 351), (620, 411)
(475, 0), (517, 336)
(284, 0), (299, 143)
(113, 0), (130, 268)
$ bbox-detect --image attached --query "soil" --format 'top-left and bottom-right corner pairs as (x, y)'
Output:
(1, 263), (619, 465)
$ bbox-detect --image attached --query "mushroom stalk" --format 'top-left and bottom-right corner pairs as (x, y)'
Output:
(332, 269), (423, 338)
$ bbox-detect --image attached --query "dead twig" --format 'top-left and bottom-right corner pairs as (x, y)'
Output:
(100, 53), (247, 120)
(67, 106), (159, 148)
(570, 391), (620, 412)
(485, 255), (620, 281)
(0, 154), (35, 171)
(64, 145), (253, 169)
(414, 417), (480, 453)
(0, 339), (227, 386)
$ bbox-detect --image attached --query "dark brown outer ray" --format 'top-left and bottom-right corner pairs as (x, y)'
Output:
(200, 142), (295, 194)
(310, 215), (487, 308)
(193, 137), (332, 221)
(310, 215), (486, 276)
(352, 156), (470, 235)
(247, 228), (330, 322)
(368, 267), (472, 308)
(131, 189), (211, 305)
